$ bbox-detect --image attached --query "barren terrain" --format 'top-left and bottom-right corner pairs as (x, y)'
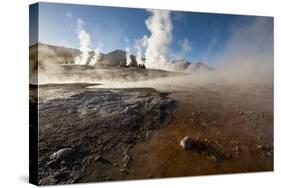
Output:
(31, 77), (273, 184)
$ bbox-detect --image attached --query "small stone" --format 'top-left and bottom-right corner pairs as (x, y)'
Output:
(180, 136), (194, 150)
(94, 155), (102, 161)
(232, 145), (239, 154)
(49, 148), (72, 161)
(112, 162), (117, 167)
(60, 160), (66, 166)
(266, 152), (272, 156)
(120, 168), (125, 172)
(105, 176), (111, 181)
(207, 155), (217, 162)
(202, 122), (208, 127)
(46, 160), (57, 168)
(256, 145), (263, 150)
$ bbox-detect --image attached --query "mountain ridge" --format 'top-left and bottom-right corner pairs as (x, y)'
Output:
(30, 42), (212, 72)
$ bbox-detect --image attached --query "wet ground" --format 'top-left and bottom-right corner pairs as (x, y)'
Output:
(126, 84), (273, 179)
(31, 82), (273, 185)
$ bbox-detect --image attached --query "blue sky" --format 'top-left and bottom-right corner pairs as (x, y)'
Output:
(30, 2), (273, 64)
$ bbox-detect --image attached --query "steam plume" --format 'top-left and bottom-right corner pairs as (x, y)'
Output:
(75, 18), (92, 65)
(89, 49), (100, 66)
(125, 47), (132, 66)
(136, 45), (144, 65)
(135, 10), (173, 70)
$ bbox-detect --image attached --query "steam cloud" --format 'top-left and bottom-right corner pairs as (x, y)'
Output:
(135, 10), (173, 70)
(214, 17), (274, 85)
(134, 37), (146, 65)
(125, 47), (132, 66)
(75, 18), (92, 65)
(182, 17), (274, 86)
(89, 48), (101, 66)
(31, 11), (272, 87)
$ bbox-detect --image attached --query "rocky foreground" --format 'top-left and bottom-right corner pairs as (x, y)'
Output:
(30, 83), (175, 185)
(30, 81), (273, 185)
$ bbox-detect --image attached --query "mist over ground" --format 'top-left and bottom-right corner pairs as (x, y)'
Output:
(30, 13), (273, 88)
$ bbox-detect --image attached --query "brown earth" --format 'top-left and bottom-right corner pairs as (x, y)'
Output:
(125, 84), (273, 179)
(32, 82), (273, 184)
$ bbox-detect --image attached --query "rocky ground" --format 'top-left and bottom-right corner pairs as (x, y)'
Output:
(30, 83), (175, 185)
(31, 81), (273, 185)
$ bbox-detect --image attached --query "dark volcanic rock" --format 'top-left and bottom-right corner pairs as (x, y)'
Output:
(34, 84), (175, 185)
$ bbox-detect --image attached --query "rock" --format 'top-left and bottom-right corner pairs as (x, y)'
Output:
(113, 162), (118, 167)
(120, 168), (125, 173)
(202, 122), (208, 127)
(46, 160), (57, 168)
(232, 145), (239, 154)
(49, 148), (73, 161)
(180, 136), (194, 150)
(94, 155), (102, 161)
(266, 152), (272, 156)
(207, 155), (217, 162)
(105, 176), (111, 181)
(256, 145), (263, 150)
(60, 160), (66, 166)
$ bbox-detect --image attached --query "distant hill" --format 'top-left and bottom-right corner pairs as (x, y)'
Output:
(95, 49), (137, 68)
(186, 62), (213, 73)
(170, 60), (191, 71)
(170, 60), (213, 73)
(29, 43), (212, 72)
(29, 43), (138, 67)
(30, 43), (81, 65)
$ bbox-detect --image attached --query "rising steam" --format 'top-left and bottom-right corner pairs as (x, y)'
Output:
(125, 47), (132, 66)
(89, 48), (101, 66)
(135, 10), (173, 70)
(214, 17), (274, 85)
(75, 18), (92, 65)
